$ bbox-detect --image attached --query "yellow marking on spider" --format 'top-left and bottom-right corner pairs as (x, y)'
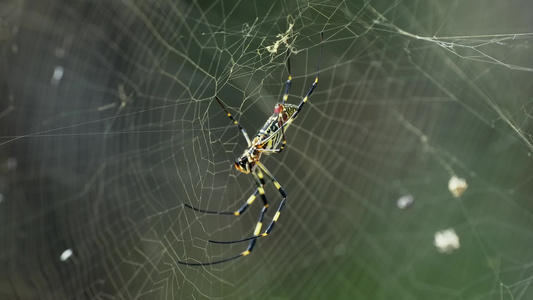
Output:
(234, 211), (240, 216)
(303, 96), (308, 102)
(273, 211), (281, 221)
(242, 250), (251, 256)
(246, 194), (256, 205)
(273, 181), (282, 189)
(315, 78), (318, 84)
(283, 94), (289, 101)
(254, 222), (263, 235)
(258, 186), (265, 194)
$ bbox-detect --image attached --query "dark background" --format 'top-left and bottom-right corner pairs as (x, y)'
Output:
(1, 0), (533, 299)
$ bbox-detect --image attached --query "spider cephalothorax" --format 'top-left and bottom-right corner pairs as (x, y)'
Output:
(234, 152), (256, 174)
(234, 156), (251, 174)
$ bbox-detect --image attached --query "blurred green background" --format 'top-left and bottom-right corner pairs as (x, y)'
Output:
(1, 0), (533, 299)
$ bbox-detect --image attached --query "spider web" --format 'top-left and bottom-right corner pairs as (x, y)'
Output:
(1, 0), (533, 299)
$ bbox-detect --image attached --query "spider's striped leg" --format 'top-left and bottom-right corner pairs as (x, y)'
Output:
(254, 161), (286, 237)
(183, 189), (258, 215)
(209, 161), (286, 245)
(226, 167), (268, 216)
(209, 168), (270, 245)
(284, 32), (323, 126)
(275, 45), (293, 153)
(177, 252), (247, 266)
(184, 168), (267, 216)
(282, 46), (292, 105)
(177, 220), (260, 266)
(215, 96), (252, 146)
(178, 169), (268, 266)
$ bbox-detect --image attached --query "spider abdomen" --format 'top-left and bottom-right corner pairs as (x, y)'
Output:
(254, 103), (299, 153)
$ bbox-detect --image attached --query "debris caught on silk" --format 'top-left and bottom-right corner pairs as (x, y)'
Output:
(434, 228), (460, 253)
(448, 175), (468, 197)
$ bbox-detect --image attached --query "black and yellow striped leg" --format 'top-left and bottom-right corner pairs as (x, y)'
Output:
(209, 161), (286, 245)
(276, 45), (293, 154)
(228, 173), (267, 251)
(208, 199), (285, 245)
(286, 32), (323, 124)
(183, 189), (259, 215)
(256, 161), (286, 200)
(215, 96), (252, 146)
(230, 167), (268, 216)
(209, 168), (269, 244)
(230, 168), (268, 216)
(282, 46), (292, 106)
(184, 168), (267, 216)
(177, 219), (261, 266)
(178, 220), (261, 265)
(178, 170), (268, 265)
(183, 155), (269, 216)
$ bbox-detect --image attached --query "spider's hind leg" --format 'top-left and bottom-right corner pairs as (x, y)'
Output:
(178, 168), (269, 266)
(184, 163), (268, 216)
(209, 161), (286, 245)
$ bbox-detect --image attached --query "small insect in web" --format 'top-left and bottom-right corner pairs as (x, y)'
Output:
(179, 32), (323, 266)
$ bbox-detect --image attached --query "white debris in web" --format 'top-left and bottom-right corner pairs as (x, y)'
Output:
(60, 249), (73, 261)
(397, 194), (414, 210)
(51, 66), (64, 85)
(434, 228), (460, 253)
(266, 23), (294, 54)
(448, 175), (468, 197)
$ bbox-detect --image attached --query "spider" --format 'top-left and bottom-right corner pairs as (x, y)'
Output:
(179, 32), (323, 266)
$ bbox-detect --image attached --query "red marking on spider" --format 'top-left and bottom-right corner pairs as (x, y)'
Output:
(274, 103), (283, 114)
